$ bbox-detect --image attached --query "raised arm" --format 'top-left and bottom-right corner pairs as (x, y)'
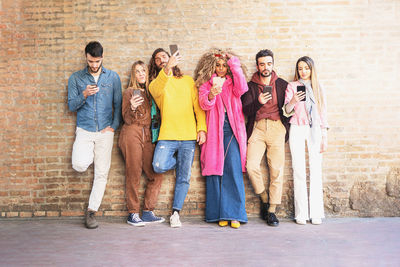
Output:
(228, 56), (248, 97)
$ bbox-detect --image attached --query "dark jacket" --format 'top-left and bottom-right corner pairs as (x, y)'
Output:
(241, 74), (290, 142)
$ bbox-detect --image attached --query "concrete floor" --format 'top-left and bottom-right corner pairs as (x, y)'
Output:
(0, 216), (399, 267)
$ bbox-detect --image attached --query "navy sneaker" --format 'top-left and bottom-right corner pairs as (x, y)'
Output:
(142, 211), (165, 224)
(127, 213), (145, 227)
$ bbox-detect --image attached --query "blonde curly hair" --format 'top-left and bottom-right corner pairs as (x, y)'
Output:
(193, 48), (247, 88)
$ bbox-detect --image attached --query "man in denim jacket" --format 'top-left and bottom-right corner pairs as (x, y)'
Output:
(68, 41), (122, 229)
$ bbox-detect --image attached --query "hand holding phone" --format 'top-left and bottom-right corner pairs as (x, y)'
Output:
(133, 89), (142, 97)
(260, 85), (272, 104)
(263, 85), (272, 95)
(165, 44), (181, 75)
(296, 85), (306, 101)
(212, 76), (225, 88)
(208, 77), (225, 100)
(258, 85), (272, 105)
(169, 44), (179, 56)
(84, 84), (99, 98)
(130, 89), (144, 110)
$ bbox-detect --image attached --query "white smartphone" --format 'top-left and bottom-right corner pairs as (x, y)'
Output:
(212, 77), (226, 88)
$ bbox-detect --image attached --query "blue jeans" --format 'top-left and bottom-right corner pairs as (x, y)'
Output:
(206, 115), (247, 222)
(152, 140), (196, 211)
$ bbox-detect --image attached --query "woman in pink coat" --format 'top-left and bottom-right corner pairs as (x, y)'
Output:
(194, 49), (248, 228)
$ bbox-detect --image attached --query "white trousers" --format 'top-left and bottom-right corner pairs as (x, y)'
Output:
(72, 127), (114, 211)
(289, 124), (324, 221)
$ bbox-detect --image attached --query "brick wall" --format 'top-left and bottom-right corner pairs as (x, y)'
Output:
(1, 0), (400, 219)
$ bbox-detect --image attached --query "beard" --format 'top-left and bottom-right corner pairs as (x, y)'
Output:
(156, 62), (167, 75)
(260, 70), (271, 78)
(88, 62), (102, 74)
(158, 62), (167, 70)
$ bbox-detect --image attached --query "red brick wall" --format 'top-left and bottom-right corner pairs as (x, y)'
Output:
(1, 0), (400, 218)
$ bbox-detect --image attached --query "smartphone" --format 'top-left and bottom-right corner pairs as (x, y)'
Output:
(297, 85), (306, 101)
(263, 85), (272, 94)
(213, 76), (225, 88)
(133, 89), (142, 97)
(169, 44), (179, 56)
(91, 84), (99, 92)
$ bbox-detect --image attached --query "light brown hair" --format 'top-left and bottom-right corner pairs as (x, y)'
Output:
(294, 56), (325, 113)
(128, 60), (149, 96)
(193, 48), (247, 88)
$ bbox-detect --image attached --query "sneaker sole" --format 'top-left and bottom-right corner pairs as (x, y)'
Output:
(85, 224), (98, 229)
(127, 221), (145, 227)
(170, 220), (182, 228)
(143, 218), (166, 224)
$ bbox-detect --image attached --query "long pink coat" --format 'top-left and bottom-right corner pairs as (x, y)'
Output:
(199, 56), (248, 176)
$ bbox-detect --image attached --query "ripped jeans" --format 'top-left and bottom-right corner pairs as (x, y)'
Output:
(152, 140), (196, 211)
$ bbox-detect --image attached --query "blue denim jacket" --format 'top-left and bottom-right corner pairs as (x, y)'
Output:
(68, 67), (122, 132)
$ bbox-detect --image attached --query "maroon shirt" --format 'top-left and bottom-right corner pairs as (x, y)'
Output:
(254, 72), (280, 121)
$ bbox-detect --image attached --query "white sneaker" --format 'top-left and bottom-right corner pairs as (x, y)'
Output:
(311, 218), (322, 225)
(296, 219), (306, 225)
(170, 211), (182, 228)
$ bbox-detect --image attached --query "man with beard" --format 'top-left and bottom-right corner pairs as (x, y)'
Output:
(148, 48), (206, 228)
(241, 49), (289, 227)
(68, 41), (122, 229)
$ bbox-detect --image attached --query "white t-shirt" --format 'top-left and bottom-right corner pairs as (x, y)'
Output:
(92, 74), (100, 84)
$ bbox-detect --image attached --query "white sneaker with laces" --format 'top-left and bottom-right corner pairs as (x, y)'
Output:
(311, 218), (322, 225)
(170, 211), (182, 228)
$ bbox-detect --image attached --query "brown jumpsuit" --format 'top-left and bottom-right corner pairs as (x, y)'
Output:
(118, 88), (163, 213)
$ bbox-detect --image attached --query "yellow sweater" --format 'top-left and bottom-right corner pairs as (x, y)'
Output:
(149, 69), (207, 141)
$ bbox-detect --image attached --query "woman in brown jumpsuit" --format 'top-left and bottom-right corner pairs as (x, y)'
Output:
(118, 61), (164, 226)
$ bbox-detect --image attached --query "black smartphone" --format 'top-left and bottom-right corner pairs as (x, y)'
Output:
(297, 85), (306, 101)
(169, 44), (179, 56)
(263, 85), (272, 94)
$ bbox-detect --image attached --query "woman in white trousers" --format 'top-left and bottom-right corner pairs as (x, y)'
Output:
(283, 56), (329, 225)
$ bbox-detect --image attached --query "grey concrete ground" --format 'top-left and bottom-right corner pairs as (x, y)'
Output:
(0, 216), (399, 267)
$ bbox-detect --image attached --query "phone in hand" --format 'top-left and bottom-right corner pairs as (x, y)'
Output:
(297, 85), (306, 101)
(263, 85), (272, 94)
(133, 89), (142, 97)
(212, 76), (226, 88)
(91, 84), (99, 93)
(169, 44), (179, 56)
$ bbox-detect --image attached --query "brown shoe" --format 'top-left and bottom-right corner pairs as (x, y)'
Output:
(85, 210), (98, 229)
